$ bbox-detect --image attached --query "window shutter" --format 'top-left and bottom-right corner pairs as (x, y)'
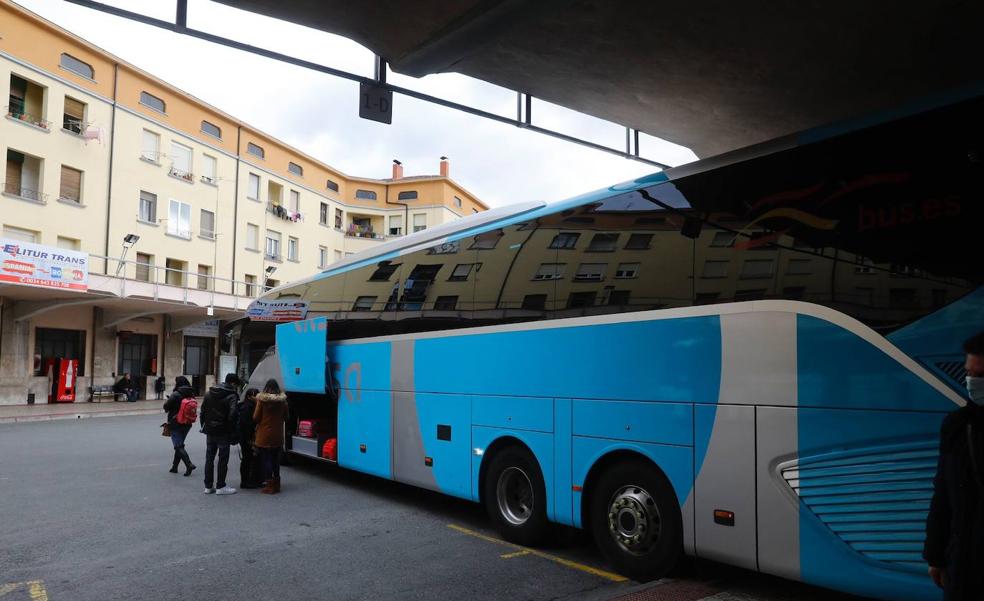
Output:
(5, 159), (22, 194)
(64, 98), (85, 120)
(60, 166), (82, 201)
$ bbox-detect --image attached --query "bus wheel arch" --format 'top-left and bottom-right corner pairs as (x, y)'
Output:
(582, 450), (683, 582)
(479, 436), (549, 546)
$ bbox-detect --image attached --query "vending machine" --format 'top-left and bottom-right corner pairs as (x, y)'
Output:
(54, 359), (78, 403)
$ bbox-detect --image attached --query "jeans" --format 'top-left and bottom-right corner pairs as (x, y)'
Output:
(169, 424), (191, 448)
(126, 388), (138, 402)
(259, 447), (280, 481)
(204, 434), (230, 489)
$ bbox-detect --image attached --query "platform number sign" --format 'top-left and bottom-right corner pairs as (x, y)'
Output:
(359, 82), (393, 124)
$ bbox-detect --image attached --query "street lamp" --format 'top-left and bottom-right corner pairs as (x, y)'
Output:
(115, 233), (140, 276)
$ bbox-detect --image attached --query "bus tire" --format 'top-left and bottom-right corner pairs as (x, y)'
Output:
(483, 445), (549, 546)
(588, 458), (682, 582)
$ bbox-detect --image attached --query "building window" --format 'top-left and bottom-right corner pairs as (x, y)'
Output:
(454, 196), (462, 208)
(4, 149), (44, 201)
(434, 296), (458, 311)
(855, 256), (875, 274)
(59, 53), (94, 79)
(783, 286), (806, 300)
(397, 190), (417, 201)
(608, 290), (631, 305)
(200, 120), (221, 139)
(370, 262), (399, 281)
(247, 173), (260, 200)
(352, 296), (377, 312)
(334, 208), (343, 229)
(2, 225), (38, 242)
(710, 231), (737, 247)
(265, 230), (281, 259)
(7, 74), (48, 129)
(615, 263), (639, 279)
(138, 191), (157, 223)
(522, 294), (547, 310)
(197, 264), (212, 290)
(141, 129), (160, 162)
(244, 274), (257, 297)
(165, 258), (187, 287)
(247, 142), (265, 159)
(326, 179), (339, 192)
(625, 233), (653, 250)
(786, 258), (812, 275)
(319, 246), (328, 268)
(573, 263), (607, 282)
(335, 250), (344, 262)
(287, 236), (299, 261)
(56, 236), (80, 250)
(289, 190), (300, 213)
(245, 223), (259, 250)
(412, 213), (427, 233)
(59, 165), (82, 203)
(35, 328), (86, 376)
(169, 141), (193, 181)
(62, 97), (86, 134)
(201, 154), (217, 184)
(288, 162), (303, 176)
(135, 252), (153, 282)
(167, 200), (192, 238)
(533, 263), (565, 281)
(740, 259), (775, 279)
(139, 91), (166, 113)
(389, 215), (403, 236)
(549, 232), (580, 249)
(587, 233), (619, 252)
(469, 230), (502, 250)
(449, 264), (476, 282)
(355, 189), (377, 200)
(567, 291), (597, 309)
(200, 209), (215, 239)
(701, 260), (729, 279)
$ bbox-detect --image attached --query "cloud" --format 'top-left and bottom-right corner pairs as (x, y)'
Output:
(16, 0), (696, 207)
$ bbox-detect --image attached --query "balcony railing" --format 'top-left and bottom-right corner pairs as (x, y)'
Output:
(346, 224), (384, 239)
(168, 165), (194, 183)
(267, 202), (302, 223)
(2, 182), (47, 202)
(5, 105), (51, 130)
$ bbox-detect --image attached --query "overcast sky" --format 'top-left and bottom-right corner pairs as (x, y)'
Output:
(16, 0), (697, 208)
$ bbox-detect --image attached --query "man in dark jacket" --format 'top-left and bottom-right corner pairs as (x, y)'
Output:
(925, 331), (984, 600)
(162, 376), (197, 476)
(199, 372), (240, 495)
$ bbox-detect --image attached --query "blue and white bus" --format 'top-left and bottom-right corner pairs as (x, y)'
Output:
(247, 93), (982, 601)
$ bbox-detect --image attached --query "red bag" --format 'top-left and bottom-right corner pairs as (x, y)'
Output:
(297, 419), (322, 438)
(176, 398), (198, 425)
(322, 438), (337, 461)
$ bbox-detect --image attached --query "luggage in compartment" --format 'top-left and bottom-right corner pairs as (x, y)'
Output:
(322, 438), (337, 462)
(297, 418), (329, 438)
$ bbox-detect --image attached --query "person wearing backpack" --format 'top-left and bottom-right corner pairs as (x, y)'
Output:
(162, 376), (197, 476)
(253, 379), (288, 494)
(199, 372), (240, 495)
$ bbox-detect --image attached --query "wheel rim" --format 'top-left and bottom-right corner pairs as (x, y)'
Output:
(497, 466), (535, 525)
(607, 485), (660, 555)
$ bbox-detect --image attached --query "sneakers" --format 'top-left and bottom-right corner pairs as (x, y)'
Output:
(203, 487), (216, 494)
(215, 486), (238, 495)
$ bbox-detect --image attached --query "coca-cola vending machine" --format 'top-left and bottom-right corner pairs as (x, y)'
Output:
(55, 359), (78, 403)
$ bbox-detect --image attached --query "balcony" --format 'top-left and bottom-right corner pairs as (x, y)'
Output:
(168, 165), (194, 183)
(267, 202), (302, 223)
(2, 183), (47, 203)
(345, 223), (384, 240)
(5, 106), (51, 130)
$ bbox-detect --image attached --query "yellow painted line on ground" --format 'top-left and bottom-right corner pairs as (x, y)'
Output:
(447, 524), (628, 582)
(26, 581), (47, 601)
(500, 550), (531, 559)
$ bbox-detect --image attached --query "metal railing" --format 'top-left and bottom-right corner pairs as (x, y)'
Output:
(267, 201), (302, 222)
(346, 223), (384, 239)
(5, 105), (51, 129)
(2, 181), (47, 202)
(92, 253), (261, 300)
(168, 165), (194, 182)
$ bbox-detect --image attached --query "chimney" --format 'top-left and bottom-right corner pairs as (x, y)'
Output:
(392, 159), (403, 180)
(439, 156), (449, 178)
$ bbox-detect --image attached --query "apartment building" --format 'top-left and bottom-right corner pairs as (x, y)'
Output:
(0, 0), (487, 404)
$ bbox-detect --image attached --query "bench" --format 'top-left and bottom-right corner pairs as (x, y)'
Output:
(89, 385), (125, 403)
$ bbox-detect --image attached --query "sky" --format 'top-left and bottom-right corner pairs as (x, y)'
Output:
(14, 0), (697, 208)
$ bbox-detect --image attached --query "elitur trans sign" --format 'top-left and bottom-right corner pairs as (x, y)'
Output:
(0, 238), (88, 291)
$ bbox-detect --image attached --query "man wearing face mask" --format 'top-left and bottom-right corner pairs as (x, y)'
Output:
(925, 331), (984, 600)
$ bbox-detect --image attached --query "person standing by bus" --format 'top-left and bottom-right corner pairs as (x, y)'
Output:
(925, 332), (984, 600)
(163, 376), (196, 476)
(238, 388), (261, 489)
(253, 379), (287, 495)
(199, 373), (241, 496)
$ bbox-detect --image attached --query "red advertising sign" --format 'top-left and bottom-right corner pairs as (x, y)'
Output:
(0, 238), (88, 291)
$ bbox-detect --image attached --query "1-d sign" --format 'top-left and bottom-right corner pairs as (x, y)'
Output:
(360, 82), (393, 124)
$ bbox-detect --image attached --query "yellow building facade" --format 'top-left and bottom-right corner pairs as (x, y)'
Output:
(0, 0), (487, 404)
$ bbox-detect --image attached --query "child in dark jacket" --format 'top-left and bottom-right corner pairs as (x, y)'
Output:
(163, 376), (197, 476)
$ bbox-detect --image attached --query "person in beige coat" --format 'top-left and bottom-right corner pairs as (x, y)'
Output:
(253, 379), (288, 494)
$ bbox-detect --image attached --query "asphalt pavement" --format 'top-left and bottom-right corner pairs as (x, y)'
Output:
(0, 414), (870, 601)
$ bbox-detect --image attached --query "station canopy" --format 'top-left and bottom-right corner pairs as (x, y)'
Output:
(216, 0), (984, 158)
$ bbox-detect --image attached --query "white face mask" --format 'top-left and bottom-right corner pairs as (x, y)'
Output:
(967, 376), (984, 405)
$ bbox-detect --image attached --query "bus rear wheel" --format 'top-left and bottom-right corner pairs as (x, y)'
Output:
(588, 459), (682, 582)
(483, 445), (549, 546)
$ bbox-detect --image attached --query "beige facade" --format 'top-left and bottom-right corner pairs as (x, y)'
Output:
(0, 0), (487, 404)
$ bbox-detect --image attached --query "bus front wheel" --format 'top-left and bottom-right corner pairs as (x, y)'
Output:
(588, 459), (682, 582)
(483, 445), (549, 546)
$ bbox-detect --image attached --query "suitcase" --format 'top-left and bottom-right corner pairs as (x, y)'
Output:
(297, 419), (322, 438)
(322, 438), (337, 461)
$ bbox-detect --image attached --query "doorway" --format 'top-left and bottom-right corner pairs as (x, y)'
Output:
(117, 333), (157, 400)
